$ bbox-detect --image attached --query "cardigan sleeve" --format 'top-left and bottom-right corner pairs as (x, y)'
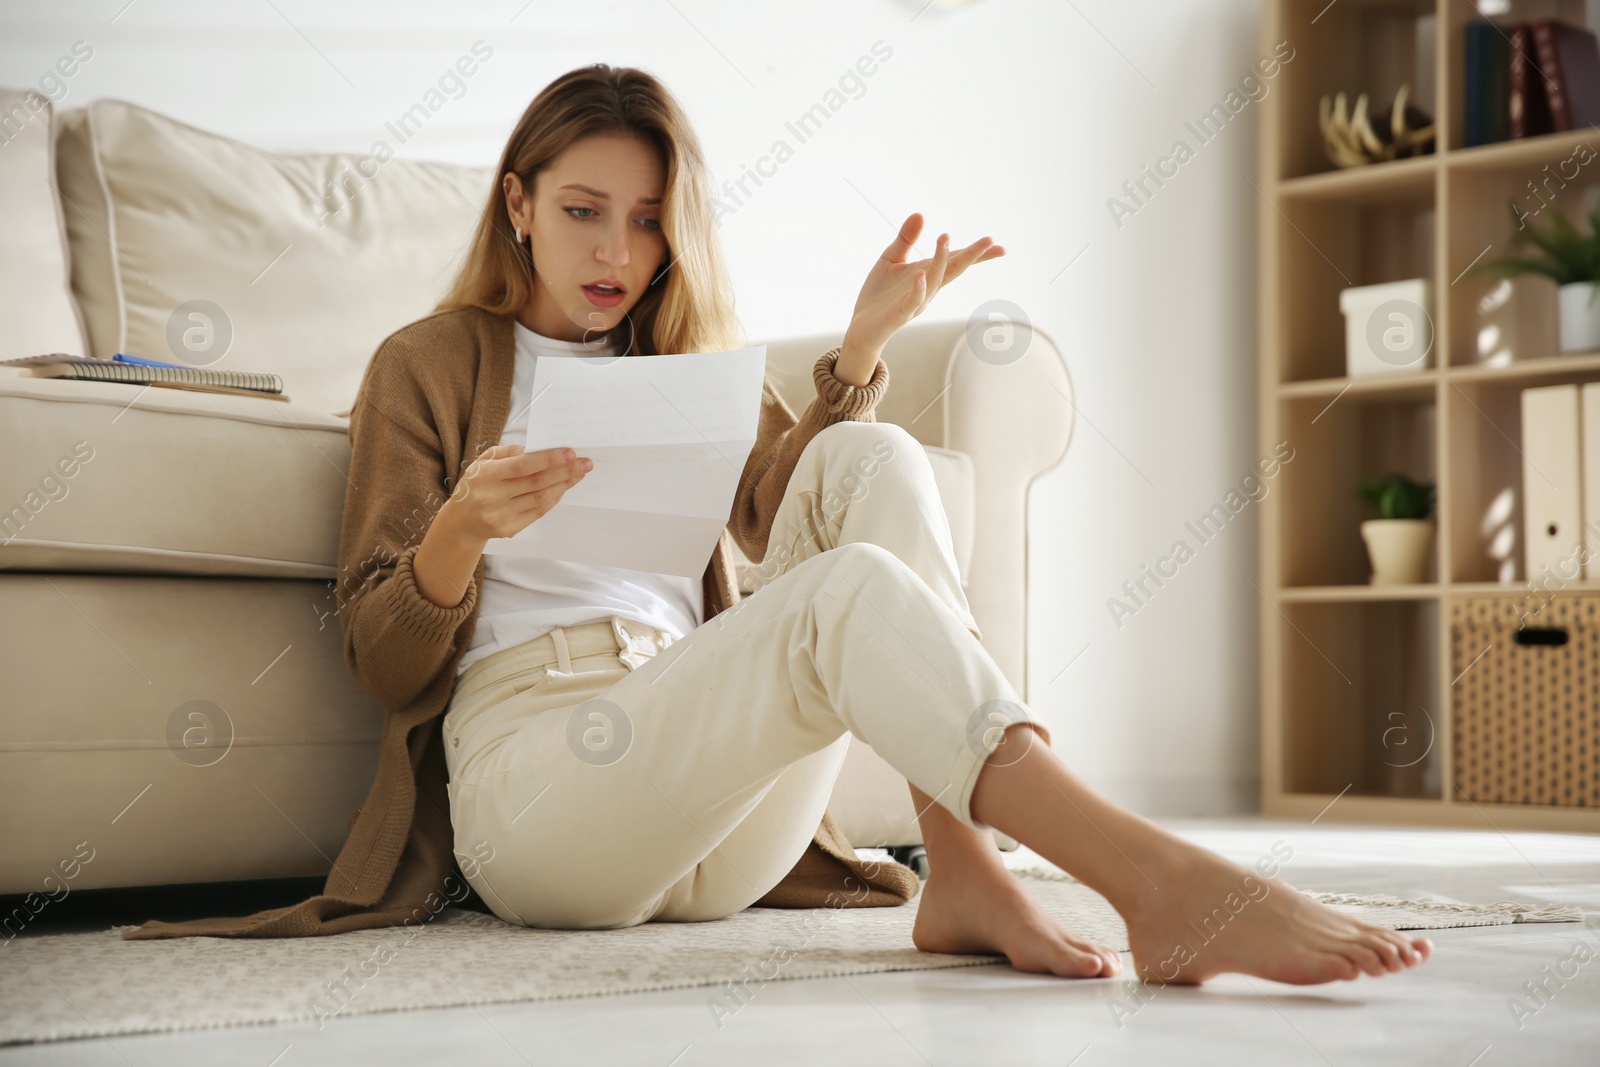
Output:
(335, 341), (480, 711)
(728, 346), (889, 564)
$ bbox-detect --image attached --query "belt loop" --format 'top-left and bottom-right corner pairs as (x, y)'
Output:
(550, 626), (573, 673)
(611, 614), (655, 671)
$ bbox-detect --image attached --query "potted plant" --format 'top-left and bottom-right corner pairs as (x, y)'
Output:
(1358, 473), (1435, 585)
(1482, 200), (1600, 353)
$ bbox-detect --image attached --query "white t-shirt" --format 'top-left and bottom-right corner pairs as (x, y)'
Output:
(454, 321), (704, 676)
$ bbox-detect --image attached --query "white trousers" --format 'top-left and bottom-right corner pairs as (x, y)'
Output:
(442, 421), (1051, 930)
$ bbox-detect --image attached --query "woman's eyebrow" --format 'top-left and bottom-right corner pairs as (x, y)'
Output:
(559, 182), (661, 205)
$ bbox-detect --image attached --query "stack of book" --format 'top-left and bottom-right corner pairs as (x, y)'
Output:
(0, 353), (288, 402)
(1465, 18), (1600, 147)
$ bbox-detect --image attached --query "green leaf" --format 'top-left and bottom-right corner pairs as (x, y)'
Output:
(1357, 472), (1435, 520)
(1484, 199), (1600, 285)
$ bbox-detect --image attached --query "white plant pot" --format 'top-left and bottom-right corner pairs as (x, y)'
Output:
(1558, 282), (1600, 353)
(1361, 519), (1434, 585)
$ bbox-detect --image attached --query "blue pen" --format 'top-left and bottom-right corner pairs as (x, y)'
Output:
(113, 353), (193, 370)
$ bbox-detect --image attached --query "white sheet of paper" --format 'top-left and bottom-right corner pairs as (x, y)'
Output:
(481, 345), (767, 577)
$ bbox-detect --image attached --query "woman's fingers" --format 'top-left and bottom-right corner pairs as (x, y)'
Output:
(908, 233), (1001, 303)
(881, 212), (925, 266)
(942, 237), (1004, 286)
(932, 232), (952, 286)
(510, 455), (588, 494)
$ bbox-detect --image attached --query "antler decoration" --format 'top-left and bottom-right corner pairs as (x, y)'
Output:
(1319, 83), (1436, 168)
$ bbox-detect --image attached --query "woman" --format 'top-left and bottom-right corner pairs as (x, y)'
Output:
(126, 63), (1431, 984)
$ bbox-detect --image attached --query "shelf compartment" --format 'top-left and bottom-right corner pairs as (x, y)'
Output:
(1280, 391), (1437, 587)
(1444, 132), (1600, 367)
(1277, 0), (1439, 182)
(1442, 0), (1591, 152)
(1279, 598), (1442, 800)
(1450, 592), (1599, 809)
(1276, 187), (1437, 383)
(1443, 370), (1600, 584)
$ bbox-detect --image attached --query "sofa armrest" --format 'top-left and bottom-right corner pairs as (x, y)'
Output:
(755, 319), (1073, 702)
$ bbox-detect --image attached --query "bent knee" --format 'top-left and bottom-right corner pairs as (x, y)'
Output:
(815, 419), (914, 447)
(805, 420), (917, 474)
(815, 541), (925, 595)
(825, 539), (903, 573)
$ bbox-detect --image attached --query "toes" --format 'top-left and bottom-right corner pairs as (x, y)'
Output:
(1294, 952), (1360, 984)
(1345, 942), (1388, 978)
(1059, 935), (1122, 978)
(1380, 929), (1423, 967)
(1366, 934), (1405, 973)
(1329, 954), (1361, 981)
(1369, 927), (1431, 970)
(1086, 949), (1121, 977)
(1052, 946), (1109, 978)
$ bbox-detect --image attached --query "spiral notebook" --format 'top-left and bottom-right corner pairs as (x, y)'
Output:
(1, 353), (288, 401)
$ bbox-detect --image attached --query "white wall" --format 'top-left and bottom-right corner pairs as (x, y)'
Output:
(2, 0), (1266, 815)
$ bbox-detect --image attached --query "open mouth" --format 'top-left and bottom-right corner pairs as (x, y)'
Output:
(582, 282), (626, 308)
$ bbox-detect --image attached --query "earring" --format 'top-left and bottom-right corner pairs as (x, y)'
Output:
(514, 225), (523, 244)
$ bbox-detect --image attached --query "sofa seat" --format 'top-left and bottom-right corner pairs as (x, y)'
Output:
(0, 370), (349, 579)
(0, 369), (976, 586)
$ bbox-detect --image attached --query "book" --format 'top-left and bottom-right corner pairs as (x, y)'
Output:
(0, 353), (284, 395)
(140, 379), (292, 402)
(1531, 18), (1600, 130)
(1510, 22), (1554, 139)
(1465, 20), (1512, 146)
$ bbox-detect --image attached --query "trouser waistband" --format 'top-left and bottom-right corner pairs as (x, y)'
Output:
(454, 614), (676, 702)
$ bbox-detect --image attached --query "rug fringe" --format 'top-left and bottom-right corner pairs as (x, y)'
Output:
(1007, 865), (1584, 922)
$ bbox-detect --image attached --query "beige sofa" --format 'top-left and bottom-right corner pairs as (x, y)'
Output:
(0, 90), (1074, 896)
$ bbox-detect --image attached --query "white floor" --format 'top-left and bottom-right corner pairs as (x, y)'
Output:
(6, 817), (1598, 1066)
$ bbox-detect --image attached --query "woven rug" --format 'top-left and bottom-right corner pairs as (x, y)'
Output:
(2, 865), (1581, 1047)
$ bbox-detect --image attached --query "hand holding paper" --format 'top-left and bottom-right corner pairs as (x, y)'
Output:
(481, 345), (767, 577)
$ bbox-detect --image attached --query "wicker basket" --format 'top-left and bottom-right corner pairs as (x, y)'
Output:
(1450, 594), (1598, 808)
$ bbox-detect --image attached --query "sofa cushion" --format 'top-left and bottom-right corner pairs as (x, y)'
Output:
(53, 98), (493, 415)
(0, 88), (88, 361)
(0, 370), (975, 588)
(0, 372), (349, 580)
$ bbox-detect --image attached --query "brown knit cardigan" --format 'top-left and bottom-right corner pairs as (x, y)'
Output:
(123, 306), (920, 939)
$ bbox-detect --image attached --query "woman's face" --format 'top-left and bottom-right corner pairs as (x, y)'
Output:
(506, 132), (669, 344)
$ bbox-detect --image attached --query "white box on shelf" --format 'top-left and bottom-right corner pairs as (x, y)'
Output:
(1339, 278), (1435, 377)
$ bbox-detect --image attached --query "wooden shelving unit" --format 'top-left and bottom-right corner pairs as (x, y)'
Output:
(1258, 0), (1600, 830)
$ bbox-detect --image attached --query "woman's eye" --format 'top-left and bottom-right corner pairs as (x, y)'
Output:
(639, 218), (660, 230)
(564, 206), (596, 219)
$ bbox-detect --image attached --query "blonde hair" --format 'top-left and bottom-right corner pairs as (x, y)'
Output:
(435, 64), (741, 356)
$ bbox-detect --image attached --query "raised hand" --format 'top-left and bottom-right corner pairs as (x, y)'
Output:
(838, 212), (1006, 380)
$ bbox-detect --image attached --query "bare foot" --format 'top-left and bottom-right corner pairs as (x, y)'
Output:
(912, 866), (1123, 979)
(1121, 844), (1434, 986)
